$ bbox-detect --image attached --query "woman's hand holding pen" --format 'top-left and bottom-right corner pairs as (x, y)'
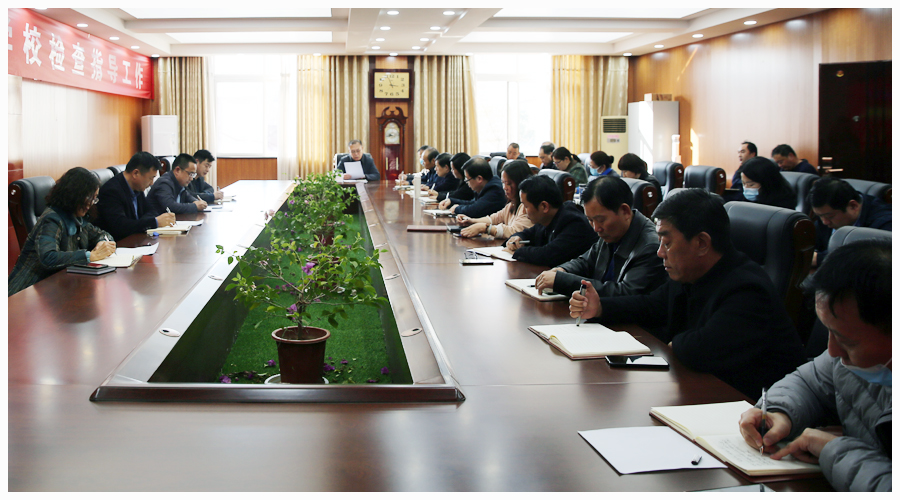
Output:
(90, 237), (117, 262)
(569, 279), (601, 320)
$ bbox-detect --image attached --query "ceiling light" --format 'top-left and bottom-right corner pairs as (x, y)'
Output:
(168, 32), (332, 44)
(465, 52), (473, 56)
(430, 26), (441, 31)
(131, 46), (140, 49)
(34, 8), (47, 10)
(314, 53), (321, 56)
(412, 46), (420, 50)
(693, 34), (703, 38)
(387, 10), (399, 15)
(623, 52), (632, 56)
(744, 20), (757, 25)
(376, 38), (385, 42)
(372, 46), (380, 50)
(420, 38), (429, 42)
(461, 31), (628, 44)
(389, 52), (398, 57)
(380, 26), (391, 31)
(443, 11), (455, 15)
(109, 36), (119, 40)
(654, 44), (664, 48)
(151, 54), (160, 58)
(76, 23), (88, 28)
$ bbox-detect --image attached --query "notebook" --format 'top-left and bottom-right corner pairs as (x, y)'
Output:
(423, 209), (455, 217)
(505, 279), (567, 301)
(470, 246), (516, 262)
(147, 223), (192, 235)
(528, 323), (652, 359)
(650, 402), (823, 479)
(94, 253), (138, 267)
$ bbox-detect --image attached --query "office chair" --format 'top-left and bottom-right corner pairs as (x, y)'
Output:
(780, 171), (818, 215)
(9, 176), (56, 248)
(108, 164), (126, 175)
(843, 178), (891, 204)
(620, 177), (659, 218)
(652, 161), (684, 198)
(684, 165), (727, 195)
(489, 156), (506, 177)
(538, 169), (576, 202)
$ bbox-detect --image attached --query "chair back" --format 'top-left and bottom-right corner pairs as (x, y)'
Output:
(538, 169), (576, 202)
(652, 161), (684, 198)
(158, 156), (174, 175)
(488, 151), (506, 158)
(577, 153), (591, 166)
(684, 165), (727, 195)
(780, 171), (818, 215)
(108, 164), (126, 175)
(843, 178), (892, 204)
(724, 201), (815, 332)
(620, 177), (659, 218)
(9, 176), (56, 248)
(827, 226), (892, 253)
(333, 153), (349, 170)
(489, 156), (507, 177)
(90, 167), (115, 187)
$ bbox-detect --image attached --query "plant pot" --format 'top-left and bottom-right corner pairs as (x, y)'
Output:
(272, 326), (331, 384)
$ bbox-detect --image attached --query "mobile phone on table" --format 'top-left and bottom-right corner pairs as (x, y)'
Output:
(605, 355), (669, 369)
(459, 258), (493, 265)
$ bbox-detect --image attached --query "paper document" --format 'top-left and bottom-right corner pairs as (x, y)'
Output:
(116, 242), (159, 257)
(148, 223), (192, 235)
(94, 253), (138, 268)
(203, 205), (234, 212)
(221, 194), (237, 202)
(179, 220), (204, 226)
(471, 246), (516, 262)
(505, 279), (567, 301)
(343, 161), (365, 179)
(423, 209), (454, 217)
(579, 426), (726, 474)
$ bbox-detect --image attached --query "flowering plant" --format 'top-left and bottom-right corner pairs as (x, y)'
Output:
(271, 173), (355, 248)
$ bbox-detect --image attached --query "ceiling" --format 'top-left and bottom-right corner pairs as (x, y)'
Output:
(30, 7), (827, 59)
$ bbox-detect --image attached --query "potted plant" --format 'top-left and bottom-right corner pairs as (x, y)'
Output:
(272, 173), (355, 248)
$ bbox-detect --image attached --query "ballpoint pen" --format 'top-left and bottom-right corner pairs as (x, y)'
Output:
(575, 282), (586, 327)
(759, 387), (768, 456)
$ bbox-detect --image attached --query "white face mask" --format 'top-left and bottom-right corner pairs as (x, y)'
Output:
(840, 357), (892, 387)
(743, 187), (759, 201)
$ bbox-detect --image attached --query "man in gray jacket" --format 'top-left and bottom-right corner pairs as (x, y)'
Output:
(534, 176), (666, 298)
(739, 239), (891, 492)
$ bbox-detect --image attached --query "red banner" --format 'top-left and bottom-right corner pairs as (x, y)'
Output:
(8, 8), (154, 99)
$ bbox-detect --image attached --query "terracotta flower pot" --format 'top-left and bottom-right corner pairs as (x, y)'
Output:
(272, 326), (331, 384)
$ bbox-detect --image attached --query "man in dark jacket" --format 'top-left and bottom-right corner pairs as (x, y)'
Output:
(506, 175), (598, 268)
(535, 176), (666, 298)
(569, 188), (805, 398)
(336, 140), (381, 182)
(439, 157), (506, 218)
(147, 153), (208, 214)
(810, 177), (892, 266)
(187, 149), (223, 203)
(97, 152), (176, 241)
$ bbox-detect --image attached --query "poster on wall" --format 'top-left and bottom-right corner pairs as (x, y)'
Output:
(8, 8), (154, 100)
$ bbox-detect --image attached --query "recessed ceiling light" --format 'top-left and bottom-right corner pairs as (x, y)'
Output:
(76, 23), (88, 28)
(443, 11), (455, 15)
(109, 36), (119, 40)
(376, 38), (385, 42)
(744, 20), (757, 25)
(654, 44), (664, 48)
(151, 54), (160, 58)
(420, 38), (429, 42)
(693, 34), (703, 38)
(623, 52), (632, 56)
(380, 26), (391, 31)
(372, 46), (380, 50)
(314, 53), (321, 56)
(413, 46), (422, 50)
(131, 45), (140, 49)
(465, 52), (473, 56)
(389, 52), (398, 57)
(387, 10), (399, 15)
(430, 26), (441, 31)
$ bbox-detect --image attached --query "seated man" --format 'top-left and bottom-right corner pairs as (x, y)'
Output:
(731, 140), (758, 191)
(397, 145), (435, 185)
(739, 239), (891, 492)
(337, 139), (381, 182)
(772, 144), (818, 175)
(97, 152), (176, 241)
(438, 157), (506, 218)
(535, 176), (664, 298)
(506, 142), (526, 160)
(506, 175), (597, 267)
(569, 188), (805, 398)
(187, 149), (224, 203)
(147, 153), (208, 214)
(537, 143), (556, 170)
(809, 177), (891, 266)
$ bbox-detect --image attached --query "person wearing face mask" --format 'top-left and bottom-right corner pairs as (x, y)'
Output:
(739, 157), (795, 209)
(739, 239), (891, 492)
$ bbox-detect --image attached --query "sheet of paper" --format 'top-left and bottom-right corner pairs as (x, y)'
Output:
(94, 253), (137, 268)
(699, 434), (822, 474)
(203, 205), (234, 212)
(343, 161), (365, 179)
(579, 426), (726, 474)
(116, 242), (159, 256)
(505, 279), (567, 300)
(221, 194), (237, 202)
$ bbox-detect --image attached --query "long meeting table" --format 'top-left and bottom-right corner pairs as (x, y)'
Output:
(7, 180), (831, 491)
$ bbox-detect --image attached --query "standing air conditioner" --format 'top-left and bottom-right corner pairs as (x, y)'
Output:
(600, 116), (628, 161)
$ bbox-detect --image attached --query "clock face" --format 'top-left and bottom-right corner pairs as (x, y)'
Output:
(384, 122), (400, 144)
(374, 72), (410, 99)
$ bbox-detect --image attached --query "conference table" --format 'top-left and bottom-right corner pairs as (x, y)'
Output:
(7, 180), (831, 491)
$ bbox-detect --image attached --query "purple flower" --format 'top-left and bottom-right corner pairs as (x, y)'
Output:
(323, 364), (335, 372)
(266, 359), (276, 367)
(219, 375), (232, 384)
(381, 367), (390, 375)
(340, 359), (348, 365)
(366, 379), (377, 383)
(244, 371), (255, 380)
(289, 200), (294, 205)
(286, 304), (298, 314)
(328, 357), (333, 360)
(302, 261), (316, 275)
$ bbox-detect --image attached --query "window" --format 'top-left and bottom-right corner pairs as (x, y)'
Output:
(471, 53), (551, 156)
(212, 54), (281, 157)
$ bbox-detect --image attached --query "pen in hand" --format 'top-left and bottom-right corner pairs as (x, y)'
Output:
(759, 387), (768, 456)
(575, 282), (586, 327)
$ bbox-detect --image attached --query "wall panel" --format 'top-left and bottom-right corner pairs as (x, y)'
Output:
(630, 8), (891, 183)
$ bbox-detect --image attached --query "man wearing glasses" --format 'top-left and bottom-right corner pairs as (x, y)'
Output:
(148, 153), (209, 214)
(97, 151), (177, 240)
(438, 157), (506, 218)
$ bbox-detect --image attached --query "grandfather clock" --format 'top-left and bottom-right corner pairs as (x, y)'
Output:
(371, 68), (411, 181)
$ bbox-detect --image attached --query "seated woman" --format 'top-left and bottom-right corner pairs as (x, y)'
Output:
(457, 160), (535, 239)
(9, 167), (116, 296)
(589, 151), (619, 178)
(740, 157), (796, 209)
(427, 153), (460, 198)
(617, 153), (662, 198)
(552, 147), (589, 185)
(435, 153), (474, 203)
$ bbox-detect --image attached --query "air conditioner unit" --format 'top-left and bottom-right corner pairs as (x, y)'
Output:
(600, 116), (628, 161)
(141, 115), (179, 157)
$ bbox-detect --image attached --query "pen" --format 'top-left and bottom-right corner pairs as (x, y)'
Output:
(575, 282), (586, 327)
(165, 207), (175, 226)
(518, 240), (531, 245)
(691, 455), (702, 466)
(759, 387), (768, 456)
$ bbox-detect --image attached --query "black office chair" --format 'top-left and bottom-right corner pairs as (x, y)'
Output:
(780, 171), (818, 215)
(843, 178), (891, 204)
(488, 152), (507, 158)
(9, 176), (56, 248)
(538, 169), (576, 202)
(684, 165), (727, 195)
(724, 201), (815, 333)
(489, 156), (506, 177)
(90, 167), (115, 187)
(158, 156), (174, 175)
(652, 161), (684, 198)
(108, 164), (126, 175)
(333, 153), (349, 171)
(620, 177), (659, 218)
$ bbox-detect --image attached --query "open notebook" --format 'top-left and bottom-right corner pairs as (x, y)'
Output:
(147, 223), (192, 235)
(423, 209), (455, 217)
(650, 402), (822, 479)
(529, 323), (651, 359)
(505, 279), (567, 301)
(470, 246), (516, 262)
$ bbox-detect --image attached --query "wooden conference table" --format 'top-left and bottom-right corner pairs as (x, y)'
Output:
(7, 180), (831, 491)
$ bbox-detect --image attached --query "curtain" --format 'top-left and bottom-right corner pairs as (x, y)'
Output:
(278, 55), (299, 180)
(297, 55), (369, 178)
(551, 55), (628, 155)
(413, 55), (479, 155)
(157, 56), (211, 174)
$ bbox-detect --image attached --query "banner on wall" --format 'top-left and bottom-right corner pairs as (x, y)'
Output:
(8, 8), (154, 99)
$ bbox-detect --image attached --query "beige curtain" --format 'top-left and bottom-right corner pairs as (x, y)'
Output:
(551, 55), (628, 154)
(413, 55), (479, 155)
(157, 57), (210, 158)
(297, 55), (369, 178)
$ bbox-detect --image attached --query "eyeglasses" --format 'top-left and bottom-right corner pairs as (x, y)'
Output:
(187, 171), (198, 179)
(91, 197), (99, 205)
(464, 177), (476, 184)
